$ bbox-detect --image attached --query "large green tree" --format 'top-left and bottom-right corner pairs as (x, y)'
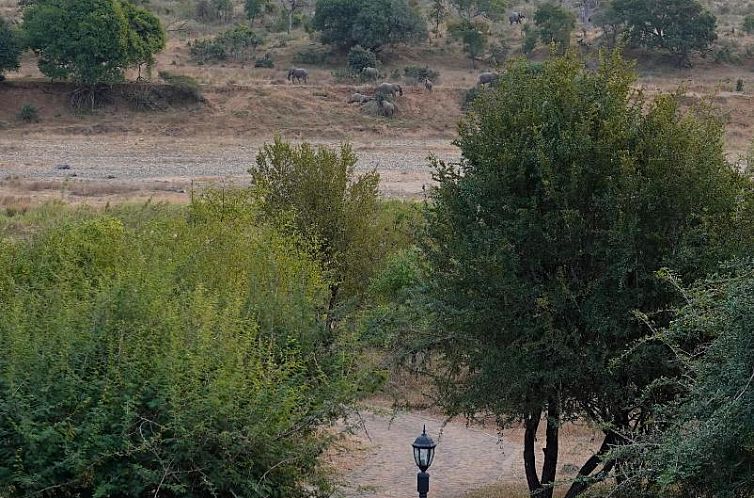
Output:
(422, 53), (748, 498)
(313, 0), (427, 50)
(613, 0), (717, 66)
(0, 17), (21, 79)
(534, 3), (576, 54)
(23, 0), (164, 85)
(449, 20), (488, 68)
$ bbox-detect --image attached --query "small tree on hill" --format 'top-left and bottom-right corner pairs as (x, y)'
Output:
(449, 0), (507, 22)
(449, 20), (488, 68)
(313, 0), (427, 51)
(613, 0), (717, 66)
(347, 45), (377, 73)
(429, 0), (448, 36)
(277, 0), (308, 32)
(534, 3), (576, 54)
(0, 17), (21, 79)
(244, 0), (269, 26)
(122, 1), (166, 79)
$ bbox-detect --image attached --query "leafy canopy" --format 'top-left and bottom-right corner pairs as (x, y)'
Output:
(313, 0), (427, 50)
(422, 52), (748, 497)
(533, 3), (576, 53)
(0, 17), (21, 77)
(449, 0), (507, 22)
(23, 0), (164, 85)
(612, 0), (717, 66)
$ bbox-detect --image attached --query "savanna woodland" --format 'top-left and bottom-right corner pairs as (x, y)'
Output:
(1, 0), (754, 496)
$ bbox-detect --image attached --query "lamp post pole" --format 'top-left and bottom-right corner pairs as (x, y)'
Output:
(412, 425), (437, 498)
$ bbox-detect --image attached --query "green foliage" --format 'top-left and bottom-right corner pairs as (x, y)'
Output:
(347, 44), (377, 72)
(591, 0), (624, 49)
(403, 65), (439, 83)
(16, 103), (40, 122)
(612, 0), (717, 66)
(254, 52), (274, 67)
(0, 17), (21, 77)
(429, 0), (449, 34)
(737, 78), (744, 92)
(449, 20), (488, 67)
(0, 202), (363, 498)
(521, 24), (537, 54)
(533, 2), (576, 53)
(189, 25), (261, 63)
(293, 45), (329, 64)
(617, 261), (754, 497)
(449, 0), (507, 22)
(422, 52), (749, 497)
(744, 14), (754, 34)
(158, 70), (204, 102)
(244, 0), (268, 24)
(313, 0), (427, 51)
(22, 0), (164, 85)
(249, 138), (384, 310)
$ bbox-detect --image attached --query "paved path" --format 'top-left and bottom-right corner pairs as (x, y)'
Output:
(337, 411), (520, 498)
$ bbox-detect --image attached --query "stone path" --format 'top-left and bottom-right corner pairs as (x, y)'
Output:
(336, 411), (520, 498)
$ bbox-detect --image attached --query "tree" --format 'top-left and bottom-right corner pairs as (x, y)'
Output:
(244, 0), (268, 26)
(617, 261), (754, 497)
(212, 0), (233, 22)
(744, 14), (754, 34)
(0, 17), (21, 79)
(278, 0), (308, 32)
(591, 0), (624, 49)
(449, 0), (507, 22)
(534, 3), (576, 54)
(613, 0), (716, 66)
(249, 138), (383, 330)
(429, 0), (448, 35)
(313, 0), (427, 51)
(421, 53), (747, 498)
(122, 1), (166, 79)
(23, 0), (164, 86)
(449, 20), (488, 68)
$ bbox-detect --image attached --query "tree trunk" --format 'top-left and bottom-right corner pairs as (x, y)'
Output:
(524, 410), (542, 493)
(287, 9), (293, 32)
(540, 399), (560, 498)
(563, 430), (620, 498)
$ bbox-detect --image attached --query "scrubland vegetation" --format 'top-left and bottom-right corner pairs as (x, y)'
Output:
(1, 0), (754, 496)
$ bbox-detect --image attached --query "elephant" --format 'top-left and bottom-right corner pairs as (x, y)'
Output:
(376, 82), (403, 97)
(348, 92), (372, 104)
(477, 72), (498, 86)
(509, 12), (525, 24)
(362, 67), (379, 81)
(287, 67), (308, 84)
(378, 99), (395, 117)
(423, 78), (433, 92)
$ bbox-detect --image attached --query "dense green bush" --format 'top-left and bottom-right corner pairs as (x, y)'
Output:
(0, 200), (362, 497)
(0, 17), (21, 78)
(293, 45), (330, 65)
(158, 70), (204, 102)
(189, 25), (261, 63)
(403, 65), (439, 83)
(16, 103), (40, 122)
(347, 45), (377, 73)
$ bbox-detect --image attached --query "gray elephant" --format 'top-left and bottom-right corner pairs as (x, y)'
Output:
(362, 67), (379, 81)
(423, 78), (433, 92)
(287, 67), (308, 84)
(348, 92), (372, 104)
(509, 12), (525, 24)
(477, 72), (498, 86)
(378, 99), (395, 117)
(376, 82), (403, 97)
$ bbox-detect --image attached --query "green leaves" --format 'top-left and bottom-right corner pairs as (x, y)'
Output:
(22, 0), (164, 85)
(0, 17), (21, 77)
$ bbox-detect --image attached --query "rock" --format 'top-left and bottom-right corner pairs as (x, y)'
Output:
(55, 164), (71, 170)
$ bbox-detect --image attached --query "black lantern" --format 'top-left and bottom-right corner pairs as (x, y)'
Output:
(412, 425), (436, 498)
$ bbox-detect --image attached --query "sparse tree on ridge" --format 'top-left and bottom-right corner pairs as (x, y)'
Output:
(0, 17), (21, 80)
(449, 0), (507, 22)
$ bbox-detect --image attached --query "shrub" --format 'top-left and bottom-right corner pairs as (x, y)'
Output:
(157, 71), (204, 102)
(189, 25), (261, 63)
(0, 17), (21, 78)
(293, 45), (329, 65)
(17, 103), (40, 122)
(0, 203), (363, 497)
(347, 45), (377, 73)
(737, 78), (744, 92)
(254, 52), (274, 67)
(461, 85), (482, 110)
(403, 65), (439, 83)
(743, 14), (754, 33)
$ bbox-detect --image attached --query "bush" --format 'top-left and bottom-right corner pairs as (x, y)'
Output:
(0, 17), (21, 78)
(347, 45), (377, 73)
(461, 86), (482, 110)
(157, 71), (204, 102)
(743, 14), (754, 34)
(254, 52), (274, 67)
(293, 45), (330, 65)
(737, 78), (744, 92)
(189, 25), (261, 63)
(0, 203), (363, 497)
(17, 103), (40, 123)
(403, 65), (439, 83)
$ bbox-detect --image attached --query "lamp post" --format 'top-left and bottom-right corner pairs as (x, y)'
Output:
(412, 425), (437, 498)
